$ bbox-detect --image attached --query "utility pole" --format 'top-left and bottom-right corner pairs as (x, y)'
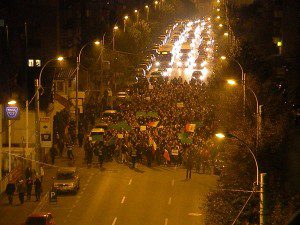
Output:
(260, 173), (267, 225)
(35, 79), (41, 172)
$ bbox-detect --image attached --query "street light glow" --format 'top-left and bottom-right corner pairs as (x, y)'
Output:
(217, 8), (220, 12)
(124, 15), (129, 20)
(227, 79), (237, 86)
(220, 56), (227, 60)
(219, 23), (223, 27)
(134, 9), (138, 13)
(114, 26), (119, 30)
(154, 1), (159, 5)
(224, 32), (229, 36)
(8, 100), (17, 105)
(215, 133), (226, 139)
(57, 56), (64, 61)
(216, 16), (220, 19)
(145, 5), (149, 8)
(94, 41), (101, 45)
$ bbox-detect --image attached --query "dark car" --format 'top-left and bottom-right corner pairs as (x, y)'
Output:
(23, 213), (55, 225)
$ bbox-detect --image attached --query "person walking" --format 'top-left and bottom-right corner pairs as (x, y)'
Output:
(5, 181), (16, 206)
(186, 153), (194, 180)
(17, 179), (26, 204)
(26, 178), (33, 201)
(85, 140), (93, 167)
(67, 144), (75, 160)
(121, 143), (128, 164)
(130, 144), (137, 168)
(98, 143), (104, 168)
(25, 166), (32, 180)
(78, 130), (84, 148)
(49, 144), (57, 165)
(58, 139), (64, 157)
(40, 166), (45, 183)
(34, 178), (42, 201)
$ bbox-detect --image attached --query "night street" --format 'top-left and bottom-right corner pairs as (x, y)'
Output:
(35, 163), (216, 225)
(1, 0), (300, 225)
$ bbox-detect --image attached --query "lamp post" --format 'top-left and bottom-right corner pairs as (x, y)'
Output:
(76, 41), (101, 137)
(36, 56), (63, 169)
(215, 132), (266, 225)
(123, 15), (128, 32)
(134, 9), (139, 22)
(145, 5), (149, 20)
(154, 1), (159, 10)
(112, 26), (119, 51)
(220, 56), (246, 117)
(226, 79), (261, 146)
(7, 100), (17, 172)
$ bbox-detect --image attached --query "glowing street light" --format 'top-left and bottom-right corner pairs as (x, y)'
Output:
(217, 8), (220, 11)
(227, 79), (237, 86)
(94, 40), (101, 45)
(224, 32), (229, 36)
(134, 9), (139, 21)
(216, 16), (221, 19)
(219, 23), (223, 28)
(215, 133), (225, 139)
(123, 15), (129, 32)
(220, 55), (227, 60)
(8, 100), (17, 105)
(145, 5), (150, 20)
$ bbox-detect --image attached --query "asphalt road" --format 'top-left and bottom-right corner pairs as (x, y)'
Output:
(37, 162), (217, 225)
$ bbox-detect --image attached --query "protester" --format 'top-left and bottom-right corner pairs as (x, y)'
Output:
(34, 178), (42, 201)
(17, 179), (26, 204)
(26, 178), (33, 201)
(49, 144), (57, 165)
(5, 181), (16, 206)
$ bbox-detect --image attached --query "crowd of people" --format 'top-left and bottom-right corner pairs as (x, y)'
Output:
(82, 77), (222, 178)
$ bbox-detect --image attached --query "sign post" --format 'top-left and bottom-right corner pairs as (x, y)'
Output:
(40, 117), (52, 148)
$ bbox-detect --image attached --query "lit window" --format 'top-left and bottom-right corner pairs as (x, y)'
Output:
(28, 59), (34, 67)
(35, 59), (41, 67)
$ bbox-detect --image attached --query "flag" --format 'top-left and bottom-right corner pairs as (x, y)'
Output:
(178, 132), (193, 144)
(149, 136), (157, 154)
(147, 121), (159, 127)
(147, 111), (159, 118)
(185, 123), (196, 132)
(136, 111), (147, 118)
(163, 150), (170, 161)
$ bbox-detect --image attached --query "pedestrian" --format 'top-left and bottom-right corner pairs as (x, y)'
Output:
(58, 139), (64, 157)
(186, 153), (193, 180)
(40, 166), (45, 183)
(17, 179), (26, 204)
(85, 140), (93, 167)
(26, 178), (33, 201)
(25, 166), (32, 179)
(121, 143), (128, 163)
(34, 178), (42, 201)
(78, 131), (84, 148)
(97, 143), (104, 168)
(49, 144), (57, 165)
(130, 144), (137, 168)
(67, 144), (75, 160)
(5, 180), (16, 205)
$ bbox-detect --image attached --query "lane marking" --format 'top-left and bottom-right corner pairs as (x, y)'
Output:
(188, 213), (202, 216)
(112, 217), (117, 225)
(164, 218), (168, 225)
(171, 179), (175, 186)
(128, 179), (132, 185)
(121, 196), (126, 204)
(168, 197), (172, 205)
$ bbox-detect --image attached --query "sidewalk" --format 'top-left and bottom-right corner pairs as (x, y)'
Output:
(0, 147), (85, 225)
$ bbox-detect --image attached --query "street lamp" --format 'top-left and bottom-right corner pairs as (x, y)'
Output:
(36, 56), (63, 169)
(7, 99), (17, 172)
(145, 5), (150, 20)
(76, 40), (101, 137)
(220, 55), (246, 116)
(217, 8), (220, 12)
(218, 23), (223, 28)
(215, 132), (266, 225)
(226, 79), (261, 147)
(134, 9), (139, 22)
(154, 1), (159, 10)
(113, 25), (119, 51)
(224, 32), (229, 36)
(123, 15), (129, 32)
(216, 15), (221, 19)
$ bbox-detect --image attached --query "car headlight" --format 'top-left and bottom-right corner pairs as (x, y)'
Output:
(155, 62), (160, 67)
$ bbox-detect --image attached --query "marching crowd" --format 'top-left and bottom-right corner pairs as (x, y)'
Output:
(82, 77), (221, 178)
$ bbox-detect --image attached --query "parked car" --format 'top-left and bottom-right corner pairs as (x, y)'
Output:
(52, 167), (80, 194)
(23, 213), (55, 225)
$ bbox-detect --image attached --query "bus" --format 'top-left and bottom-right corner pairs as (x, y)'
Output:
(155, 44), (173, 69)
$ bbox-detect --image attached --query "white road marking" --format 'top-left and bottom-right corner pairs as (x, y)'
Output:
(188, 213), (202, 216)
(128, 179), (132, 185)
(112, 217), (117, 225)
(121, 196), (126, 204)
(168, 197), (172, 205)
(164, 218), (168, 225)
(171, 179), (175, 186)
(33, 192), (48, 213)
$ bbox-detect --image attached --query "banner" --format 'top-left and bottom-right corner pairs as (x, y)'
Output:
(178, 132), (193, 144)
(140, 126), (147, 131)
(177, 102), (184, 108)
(147, 121), (159, 127)
(185, 123), (196, 132)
